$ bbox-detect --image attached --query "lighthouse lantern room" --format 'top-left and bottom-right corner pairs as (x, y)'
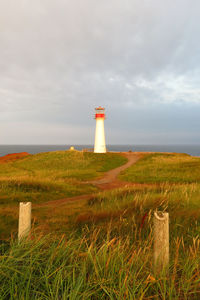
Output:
(94, 106), (106, 153)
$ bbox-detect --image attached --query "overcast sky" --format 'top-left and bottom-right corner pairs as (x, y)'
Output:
(1, 0), (200, 145)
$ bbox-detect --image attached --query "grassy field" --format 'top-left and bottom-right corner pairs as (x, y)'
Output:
(0, 150), (127, 238)
(1, 152), (200, 298)
(0, 150), (127, 204)
(119, 152), (200, 183)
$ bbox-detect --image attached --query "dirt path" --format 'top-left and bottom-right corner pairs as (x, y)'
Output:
(36, 152), (141, 208)
(88, 152), (141, 190)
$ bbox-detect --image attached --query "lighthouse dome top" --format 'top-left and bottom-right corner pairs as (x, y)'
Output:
(94, 106), (105, 119)
(95, 106), (105, 110)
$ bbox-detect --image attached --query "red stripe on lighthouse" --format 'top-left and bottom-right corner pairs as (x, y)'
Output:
(95, 114), (105, 118)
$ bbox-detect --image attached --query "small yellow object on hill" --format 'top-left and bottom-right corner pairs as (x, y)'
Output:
(69, 146), (75, 151)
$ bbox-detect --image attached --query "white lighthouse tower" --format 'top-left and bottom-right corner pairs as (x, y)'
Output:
(94, 106), (106, 153)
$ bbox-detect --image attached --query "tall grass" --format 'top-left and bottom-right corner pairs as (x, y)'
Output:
(1, 221), (200, 299)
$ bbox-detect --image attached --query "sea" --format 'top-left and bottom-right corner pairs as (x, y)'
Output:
(0, 144), (200, 157)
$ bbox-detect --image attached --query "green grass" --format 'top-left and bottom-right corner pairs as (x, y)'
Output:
(119, 153), (200, 183)
(83, 183), (200, 240)
(0, 150), (127, 238)
(1, 182), (200, 299)
(1, 151), (200, 298)
(0, 150), (127, 205)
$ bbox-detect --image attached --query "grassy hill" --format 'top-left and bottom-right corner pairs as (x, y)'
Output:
(119, 152), (200, 183)
(1, 152), (200, 299)
(0, 150), (127, 203)
(0, 150), (127, 238)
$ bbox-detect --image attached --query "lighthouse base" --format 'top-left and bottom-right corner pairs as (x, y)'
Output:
(94, 146), (106, 153)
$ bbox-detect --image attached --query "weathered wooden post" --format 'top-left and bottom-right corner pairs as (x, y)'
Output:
(153, 211), (169, 275)
(18, 202), (32, 241)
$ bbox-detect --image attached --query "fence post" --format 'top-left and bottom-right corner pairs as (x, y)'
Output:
(18, 202), (32, 241)
(153, 211), (169, 275)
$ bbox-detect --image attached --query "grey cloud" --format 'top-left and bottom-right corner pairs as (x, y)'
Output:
(0, 0), (200, 144)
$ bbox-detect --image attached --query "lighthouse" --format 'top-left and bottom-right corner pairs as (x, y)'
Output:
(94, 106), (106, 153)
